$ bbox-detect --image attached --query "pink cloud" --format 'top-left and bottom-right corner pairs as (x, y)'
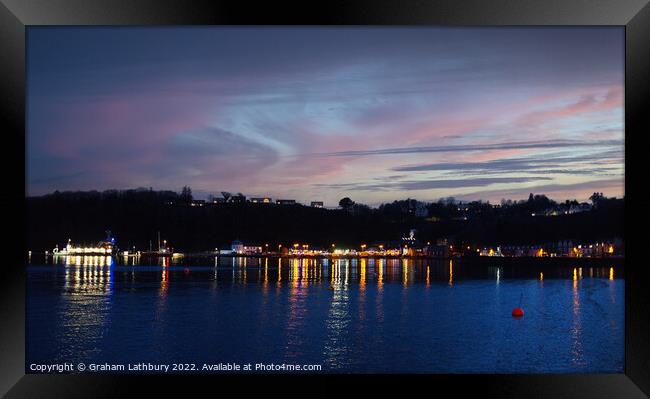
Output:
(514, 86), (623, 130)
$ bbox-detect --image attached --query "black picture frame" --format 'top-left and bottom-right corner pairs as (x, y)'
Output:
(1, 0), (648, 397)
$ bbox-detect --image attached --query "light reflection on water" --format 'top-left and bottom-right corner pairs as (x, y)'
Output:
(324, 259), (352, 369)
(27, 255), (624, 373)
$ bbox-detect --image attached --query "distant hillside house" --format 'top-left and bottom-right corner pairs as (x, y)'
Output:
(415, 202), (428, 217)
(250, 197), (272, 204)
(230, 194), (246, 203)
(570, 203), (592, 213)
(276, 199), (296, 205)
(310, 201), (324, 208)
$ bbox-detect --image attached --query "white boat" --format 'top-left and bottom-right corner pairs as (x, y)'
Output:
(53, 231), (116, 256)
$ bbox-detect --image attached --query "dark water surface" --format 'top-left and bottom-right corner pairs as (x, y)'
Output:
(27, 256), (624, 373)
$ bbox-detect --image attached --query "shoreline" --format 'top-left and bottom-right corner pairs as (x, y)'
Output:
(36, 252), (624, 265)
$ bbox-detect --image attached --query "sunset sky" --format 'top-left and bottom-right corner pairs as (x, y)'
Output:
(27, 27), (624, 206)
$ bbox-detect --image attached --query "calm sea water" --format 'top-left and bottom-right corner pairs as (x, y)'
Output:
(26, 256), (624, 373)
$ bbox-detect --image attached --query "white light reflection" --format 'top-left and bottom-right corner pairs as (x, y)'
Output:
(323, 258), (352, 370)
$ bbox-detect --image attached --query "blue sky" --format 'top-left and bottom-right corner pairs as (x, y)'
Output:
(27, 27), (624, 205)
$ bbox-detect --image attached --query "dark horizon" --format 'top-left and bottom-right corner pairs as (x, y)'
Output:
(27, 185), (624, 208)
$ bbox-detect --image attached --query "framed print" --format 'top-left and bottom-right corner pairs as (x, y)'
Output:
(1, 0), (649, 397)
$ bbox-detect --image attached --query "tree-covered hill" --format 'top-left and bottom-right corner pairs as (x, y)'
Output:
(26, 188), (623, 252)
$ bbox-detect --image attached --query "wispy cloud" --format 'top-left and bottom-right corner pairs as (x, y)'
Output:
(453, 178), (624, 202)
(316, 176), (553, 192)
(312, 139), (622, 158)
(392, 150), (623, 174)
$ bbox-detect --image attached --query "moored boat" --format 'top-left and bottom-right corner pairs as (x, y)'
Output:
(52, 231), (117, 256)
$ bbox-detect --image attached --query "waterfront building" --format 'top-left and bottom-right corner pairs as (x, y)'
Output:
(276, 199), (296, 205)
(479, 247), (503, 257)
(231, 240), (244, 254)
(228, 240), (263, 255)
(310, 201), (324, 208)
(242, 245), (263, 254)
(427, 244), (450, 258)
(554, 240), (574, 256)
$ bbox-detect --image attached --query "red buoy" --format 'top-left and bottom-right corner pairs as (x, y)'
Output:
(512, 307), (524, 317)
(184, 267), (190, 274)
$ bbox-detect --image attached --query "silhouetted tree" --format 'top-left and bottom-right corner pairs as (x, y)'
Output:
(180, 186), (193, 204)
(339, 197), (355, 212)
(590, 192), (605, 208)
(352, 203), (371, 216)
